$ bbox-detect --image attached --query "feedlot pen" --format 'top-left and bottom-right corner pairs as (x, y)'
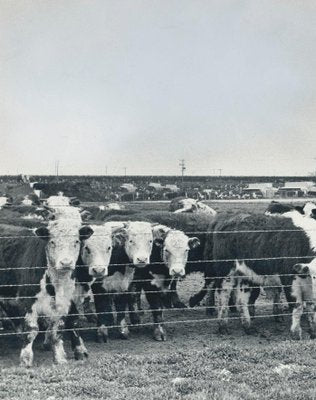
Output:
(1, 200), (316, 400)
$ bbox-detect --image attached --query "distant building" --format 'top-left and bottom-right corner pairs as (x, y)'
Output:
(148, 182), (164, 191)
(120, 183), (137, 193)
(164, 184), (179, 193)
(242, 183), (276, 198)
(277, 181), (315, 198)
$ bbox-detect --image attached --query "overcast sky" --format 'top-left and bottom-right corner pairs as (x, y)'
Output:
(1, 0), (316, 176)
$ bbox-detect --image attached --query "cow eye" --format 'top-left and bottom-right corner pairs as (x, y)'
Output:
(85, 247), (91, 254)
(129, 240), (133, 244)
(75, 240), (80, 245)
(108, 246), (112, 251)
(149, 240), (153, 243)
(50, 240), (55, 247)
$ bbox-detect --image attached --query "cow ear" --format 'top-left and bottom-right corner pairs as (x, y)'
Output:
(79, 226), (94, 241)
(35, 226), (50, 240)
(294, 206), (304, 214)
(293, 263), (309, 274)
(311, 209), (316, 219)
(112, 227), (127, 247)
(188, 237), (200, 249)
(152, 225), (169, 245)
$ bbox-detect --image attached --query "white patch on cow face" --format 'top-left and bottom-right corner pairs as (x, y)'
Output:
(124, 222), (154, 267)
(42, 220), (81, 271)
(80, 225), (112, 278)
(282, 210), (316, 251)
(162, 231), (192, 277)
(0, 196), (8, 209)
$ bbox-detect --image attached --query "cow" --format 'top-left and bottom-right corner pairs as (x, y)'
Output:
(264, 201), (316, 217)
(290, 260), (316, 339)
(0, 217), (93, 366)
(190, 207), (316, 336)
(129, 224), (200, 341)
(90, 221), (156, 343)
(169, 197), (217, 216)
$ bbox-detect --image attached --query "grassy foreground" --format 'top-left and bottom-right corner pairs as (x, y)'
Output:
(1, 337), (316, 400)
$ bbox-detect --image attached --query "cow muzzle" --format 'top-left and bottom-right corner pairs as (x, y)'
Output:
(134, 256), (149, 268)
(58, 259), (75, 271)
(89, 266), (107, 278)
(169, 267), (185, 278)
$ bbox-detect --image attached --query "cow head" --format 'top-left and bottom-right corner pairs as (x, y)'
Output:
(303, 203), (316, 220)
(293, 261), (316, 297)
(112, 221), (154, 267)
(153, 224), (200, 277)
(79, 224), (113, 278)
(35, 222), (92, 271)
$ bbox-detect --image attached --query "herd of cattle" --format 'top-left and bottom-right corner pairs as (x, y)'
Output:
(0, 195), (316, 367)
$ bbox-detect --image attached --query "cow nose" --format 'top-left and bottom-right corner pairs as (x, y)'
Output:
(170, 269), (185, 278)
(136, 257), (147, 264)
(60, 259), (73, 267)
(91, 267), (106, 277)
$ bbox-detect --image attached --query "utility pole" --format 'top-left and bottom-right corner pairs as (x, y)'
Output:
(179, 159), (186, 185)
(55, 160), (59, 177)
(218, 168), (222, 177)
(123, 167), (127, 177)
(105, 166), (108, 176)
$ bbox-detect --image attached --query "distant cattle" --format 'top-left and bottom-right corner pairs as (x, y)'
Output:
(0, 214), (92, 366)
(169, 197), (217, 216)
(264, 201), (316, 217)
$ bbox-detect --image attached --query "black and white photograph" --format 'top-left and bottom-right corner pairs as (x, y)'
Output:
(1, 1), (316, 398)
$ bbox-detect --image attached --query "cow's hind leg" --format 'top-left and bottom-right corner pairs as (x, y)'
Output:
(236, 280), (253, 333)
(305, 301), (316, 339)
(290, 302), (303, 340)
(20, 311), (39, 367)
(217, 276), (234, 334)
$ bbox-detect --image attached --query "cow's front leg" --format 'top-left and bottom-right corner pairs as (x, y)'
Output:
(236, 280), (252, 333)
(114, 293), (129, 339)
(65, 302), (88, 360)
(291, 302), (303, 340)
(20, 311), (39, 367)
(145, 290), (166, 341)
(92, 283), (114, 343)
(50, 319), (67, 364)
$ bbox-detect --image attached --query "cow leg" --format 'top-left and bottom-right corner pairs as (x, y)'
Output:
(170, 278), (186, 309)
(291, 302), (304, 340)
(248, 286), (260, 318)
(272, 288), (283, 322)
(114, 294), (129, 339)
(205, 282), (216, 315)
(128, 282), (142, 325)
(189, 278), (212, 309)
(92, 284), (114, 343)
(305, 301), (316, 339)
(217, 276), (234, 334)
(236, 280), (252, 333)
(20, 311), (39, 367)
(145, 290), (166, 341)
(65, 302), (88, 360)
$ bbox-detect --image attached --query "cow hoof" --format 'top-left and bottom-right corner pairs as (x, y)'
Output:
(243, 325), (257, 335)
(218, 325), (230, 335)
(42, 341), (52, 351)
(173, 301), (187, 309)
(20, 350), (33, 368)
(117, 329), (129, 340)
(154, 326), (166, 341)
(310, 332), (316, 340)
(96, 326), (108, 343)
(74, 349), (88, 361)
(290, 329), (302, 341)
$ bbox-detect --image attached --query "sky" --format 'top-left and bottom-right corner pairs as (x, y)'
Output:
(1, 0), (316, 176)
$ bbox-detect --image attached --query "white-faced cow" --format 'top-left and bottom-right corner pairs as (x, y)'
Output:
(0, 217), (92, 366)
(129, 224), (200, 341)
(91, 221), (155, 342)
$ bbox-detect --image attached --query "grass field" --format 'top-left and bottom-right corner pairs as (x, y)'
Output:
(1, 200), (316, 399)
